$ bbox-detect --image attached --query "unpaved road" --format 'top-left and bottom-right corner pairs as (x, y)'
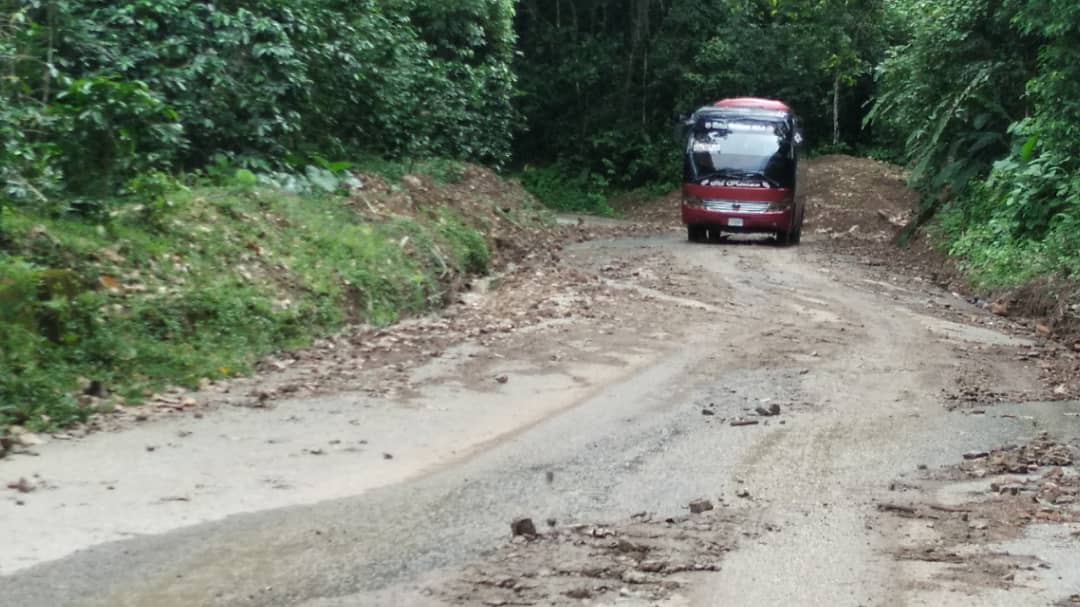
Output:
(4, 159), (1080, 606)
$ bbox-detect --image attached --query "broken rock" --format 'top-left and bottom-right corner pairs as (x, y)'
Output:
(511, 517), (537, 538)
(17, 432), (45, 447)
(755, 404), (782, 417)
(689, 498), (714, 514)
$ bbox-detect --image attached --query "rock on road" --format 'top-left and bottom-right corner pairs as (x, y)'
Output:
(4, 186), (1080, 605)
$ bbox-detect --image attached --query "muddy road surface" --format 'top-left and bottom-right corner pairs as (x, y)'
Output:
(4, 157), (1080, 606)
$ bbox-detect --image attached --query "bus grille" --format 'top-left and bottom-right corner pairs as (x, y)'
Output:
(704, 200), (770, 213)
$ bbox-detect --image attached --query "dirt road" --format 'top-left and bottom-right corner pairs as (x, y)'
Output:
(3, 157), (1079, 606)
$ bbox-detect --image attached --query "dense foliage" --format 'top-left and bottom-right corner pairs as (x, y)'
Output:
(513, 0), (895, 200)
(0, 0), (516, 201)
(871, 0), (1080, 284)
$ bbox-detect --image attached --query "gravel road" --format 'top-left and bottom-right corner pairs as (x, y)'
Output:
(4, 163), (1079, 606)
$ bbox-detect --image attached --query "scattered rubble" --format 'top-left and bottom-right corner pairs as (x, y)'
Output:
(879, 434), (1080, 593)
(437, 510), (738, 606)
(955, 434), (1074, 478)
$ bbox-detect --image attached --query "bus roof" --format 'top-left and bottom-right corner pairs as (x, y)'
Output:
(713, 97), (791, 112)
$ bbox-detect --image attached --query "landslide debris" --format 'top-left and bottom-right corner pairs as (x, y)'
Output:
(435, 510), (739, 606)
(878, 434), (1080, 594)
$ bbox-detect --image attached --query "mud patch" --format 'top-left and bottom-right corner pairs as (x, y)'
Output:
(434, 509), (742, 606)
(878, 434), (1080, 601)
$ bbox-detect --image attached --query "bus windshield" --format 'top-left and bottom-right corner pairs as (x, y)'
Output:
(685, 121), (794, 187)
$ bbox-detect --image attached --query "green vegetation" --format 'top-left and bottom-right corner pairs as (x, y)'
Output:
(0, 0), (519, 431)
(868, 0), (1080, 288)
(513, 0), (895, 212)
(0, 0), (516, 201)
(4, 0), (1080, 431)
(518, 165), (615, 216)
(0, 170), (545, 431)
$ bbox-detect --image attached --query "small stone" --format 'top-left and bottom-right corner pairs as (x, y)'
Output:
(736, 488), (751, 499)
(963, 451), (989, 460)
(495, 374), (509, 384)
(621, 570), (649, 584)
(689, 498), (714, 514)
(382, 452), (393, 460)
(639, 560), (667, 573)
(511, 517), (537, 537)
(16, 432), (45, 447)
(702, 409), (716, 416)
(6, 477), (35, 493)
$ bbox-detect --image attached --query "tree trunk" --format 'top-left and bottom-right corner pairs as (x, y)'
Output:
(832, 73), (840, 146)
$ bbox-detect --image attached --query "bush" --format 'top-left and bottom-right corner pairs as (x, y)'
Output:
(0, 0), (517, 199)
(519, 165), (614, 215)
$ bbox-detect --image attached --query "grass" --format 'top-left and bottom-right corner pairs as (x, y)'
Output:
(0, 173), (513, 434)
